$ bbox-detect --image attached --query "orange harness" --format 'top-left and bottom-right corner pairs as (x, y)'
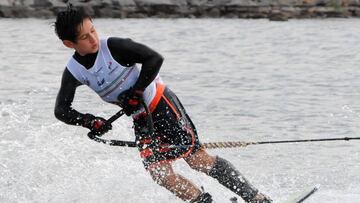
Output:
(135, 84), (196, 166)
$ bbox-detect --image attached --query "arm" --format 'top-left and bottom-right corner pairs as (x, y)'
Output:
(107, 37), (164, 90)
(54, 68), (86, 126)
(54, 68), (112, 135)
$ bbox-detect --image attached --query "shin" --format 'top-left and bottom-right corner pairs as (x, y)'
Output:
(207, 156), (259, 202)
(148, 162), (202, 202)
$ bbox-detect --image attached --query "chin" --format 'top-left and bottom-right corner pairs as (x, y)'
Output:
(88, 48), (98, 54)
(92, 45), (99, 53)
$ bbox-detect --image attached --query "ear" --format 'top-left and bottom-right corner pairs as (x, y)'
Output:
(63, 40), (75, 49)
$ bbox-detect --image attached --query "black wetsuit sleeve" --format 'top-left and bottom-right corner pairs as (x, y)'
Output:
(107, 37), (164, 90)
(54, 68), (87, 126)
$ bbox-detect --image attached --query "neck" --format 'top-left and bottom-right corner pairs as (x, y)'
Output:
(74, 51), (98, 69)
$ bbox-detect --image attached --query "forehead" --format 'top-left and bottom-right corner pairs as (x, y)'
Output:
(77, 18), (94, 34)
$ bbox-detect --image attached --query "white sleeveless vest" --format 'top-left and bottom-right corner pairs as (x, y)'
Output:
(66, 38), (160, 107)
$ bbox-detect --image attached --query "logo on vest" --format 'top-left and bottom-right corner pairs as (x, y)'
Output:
(82, 76), (90, 86)
(108, 61), (119, 74)
(97, 78), (105, 86)
(95, 66), (104, 73)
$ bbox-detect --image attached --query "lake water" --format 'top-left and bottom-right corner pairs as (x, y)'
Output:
(0, 18), (359, 203)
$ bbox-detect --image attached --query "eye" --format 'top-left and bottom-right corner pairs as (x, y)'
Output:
(80, 35), (88, 40)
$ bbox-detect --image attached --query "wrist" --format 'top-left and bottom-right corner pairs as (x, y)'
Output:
(91, 118), (104, 130)
(82, 113), (95, 129)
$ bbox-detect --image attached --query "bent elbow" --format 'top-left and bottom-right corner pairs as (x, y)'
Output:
(155, 53), (164, 67)
(54, 107), (64, 121)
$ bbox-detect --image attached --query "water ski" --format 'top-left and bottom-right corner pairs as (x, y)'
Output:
(229, 185), (318, 203)
(283, 185), (319, 203)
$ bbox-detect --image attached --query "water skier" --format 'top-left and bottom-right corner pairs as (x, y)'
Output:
(53, 6), (272, 203)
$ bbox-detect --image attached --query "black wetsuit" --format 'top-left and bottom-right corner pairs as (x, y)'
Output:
(54, 37), (163, 125)
(54, 37), (201, 168)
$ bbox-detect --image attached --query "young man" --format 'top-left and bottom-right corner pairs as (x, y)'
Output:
(53, 6), (272, 203)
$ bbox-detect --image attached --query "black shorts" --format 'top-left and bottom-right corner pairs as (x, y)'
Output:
(133, 86), (201, 169)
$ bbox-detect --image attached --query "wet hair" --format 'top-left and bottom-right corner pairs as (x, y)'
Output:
(54, 4), (91, 43)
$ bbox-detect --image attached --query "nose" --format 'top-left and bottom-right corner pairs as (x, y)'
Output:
(89, 33), (96, 44)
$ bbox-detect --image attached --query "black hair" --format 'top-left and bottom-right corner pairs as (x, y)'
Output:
(54, 4), (91, 43)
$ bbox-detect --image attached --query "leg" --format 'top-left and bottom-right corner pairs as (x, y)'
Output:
(185, 149), (272, 203)
(184, 148), (216, 173)
(148, 161), (212, 202)
(134, 88), (212, 202)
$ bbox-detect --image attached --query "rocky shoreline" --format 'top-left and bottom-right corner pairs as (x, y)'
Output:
(1, 0), (360, 20)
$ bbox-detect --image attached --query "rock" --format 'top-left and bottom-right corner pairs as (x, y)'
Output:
(33, 0), (52, 7)
(135, 0), (187, 6)
(19, 0), (35, 7)
(29, 7), (54, 18)
(112, 0), (136, 7)
(3, 6), (32, 17)
(302, 0), (317, 6)
(0, 0), (11, 6)
(94, 5), (114, 17)
(1, 0), (360, 18)
(0, 0), (19, 6)
(223, 0), (260, 7)
(207, 7), (221, 17)
(68, 0), (101, 7)
(109, 0), (137, 15)
(0, 6), (13, 17)
(269, 9), (289, 21)
(348, 0), (360, 6)
(313, 6), (349, 17)
(127, 12), (148, 18)
(186, 0), (208, 6)
(351, 7), (360, 16)
(134, 0), (188, 17)
(49, 0), (67, 9)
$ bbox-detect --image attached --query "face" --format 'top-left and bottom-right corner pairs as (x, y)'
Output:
(63, 18), (99, 56)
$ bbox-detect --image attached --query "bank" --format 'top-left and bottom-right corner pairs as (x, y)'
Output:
(1, 0), (359, 20)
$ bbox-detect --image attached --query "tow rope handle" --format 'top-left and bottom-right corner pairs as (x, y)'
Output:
(87, 100), (154, 147)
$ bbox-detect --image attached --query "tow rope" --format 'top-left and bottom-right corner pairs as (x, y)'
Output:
(87, 105), (360, 149)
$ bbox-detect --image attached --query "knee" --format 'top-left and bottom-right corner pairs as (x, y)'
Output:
(188, 162), (209, 173)
(186, 150), (216, 173)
